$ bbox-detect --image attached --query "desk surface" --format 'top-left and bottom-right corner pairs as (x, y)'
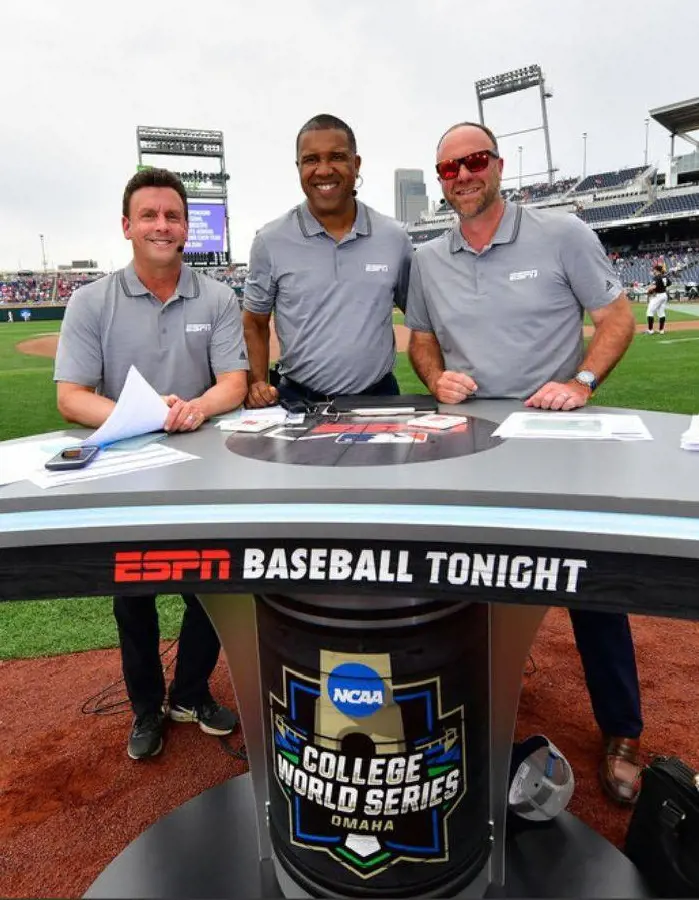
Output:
(1, 401), (697, 614)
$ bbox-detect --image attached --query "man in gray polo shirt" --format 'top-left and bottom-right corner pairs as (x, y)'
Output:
(243, 113), (413, 405)
(406, 122), (643, 806)
(54, 168), (248, 760)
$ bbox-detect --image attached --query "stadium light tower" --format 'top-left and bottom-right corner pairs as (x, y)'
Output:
(517, 146), (523, 189)
(582, 132), (588, 179)
(474, 64), (556, 185)
(39, 234), (47, 273)
(644, 118), (650, 167)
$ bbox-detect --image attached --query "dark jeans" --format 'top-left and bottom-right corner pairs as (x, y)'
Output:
(569, 609), (643, 739)
(277, 370), (400, 404)
(113, 593), (221, 717)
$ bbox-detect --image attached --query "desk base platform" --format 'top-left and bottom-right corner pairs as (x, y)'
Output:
(84, 774), (651, 899)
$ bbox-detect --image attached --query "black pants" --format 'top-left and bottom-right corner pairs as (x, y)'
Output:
(277, 370), (400, 404)
(113, 593), (221, 717)
(569, 609), (643, 739)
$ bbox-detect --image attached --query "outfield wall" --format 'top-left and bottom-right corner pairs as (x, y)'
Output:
(1, 304), (67, 322)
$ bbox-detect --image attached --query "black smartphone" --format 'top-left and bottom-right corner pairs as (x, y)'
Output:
(44, 445), (101, 471)
(279, 398), (308, 415)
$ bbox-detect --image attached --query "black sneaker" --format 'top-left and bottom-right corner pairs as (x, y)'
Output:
(170, 700), (239, 736)
(127, 710), (165, 760)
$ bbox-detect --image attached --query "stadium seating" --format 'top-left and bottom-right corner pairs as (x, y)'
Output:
(641, 192), (699, 217)
(577, 202), (645, 225)
(573, 166), (646, 194)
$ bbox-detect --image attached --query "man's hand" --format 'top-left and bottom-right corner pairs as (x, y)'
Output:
(245, 381), (279, 408)
(431, 371), (479, 404)
(524, 380), (591, 411)
(164, 396), (208, 432)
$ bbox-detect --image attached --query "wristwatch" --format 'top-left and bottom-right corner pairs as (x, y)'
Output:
(574, 370), (598, 392)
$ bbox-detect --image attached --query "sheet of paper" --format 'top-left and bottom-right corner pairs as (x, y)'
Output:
(28, 444), (198, 489)
(86, 366), (169, 448)
(681, 415), (699, 451)
(494, 412), (652, 441)
(0, 442), (61, 486)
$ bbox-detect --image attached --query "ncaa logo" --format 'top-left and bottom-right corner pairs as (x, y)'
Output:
(327, 662), (385, 718)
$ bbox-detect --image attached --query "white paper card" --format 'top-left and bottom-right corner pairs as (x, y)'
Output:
(494, 412), (652, 441)
(680, 415), (699, 451)
(406, 414), (468, 430)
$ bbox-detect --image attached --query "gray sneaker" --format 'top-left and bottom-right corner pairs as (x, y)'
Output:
(127, 710), (165, 760)
(170, 700), (239, 736)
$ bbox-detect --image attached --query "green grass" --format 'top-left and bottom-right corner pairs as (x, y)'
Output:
(586, 304), (696, 326)
(1, 311), (698, 659)
(0, 595), (185, 660)
(0, 321), (64, 440)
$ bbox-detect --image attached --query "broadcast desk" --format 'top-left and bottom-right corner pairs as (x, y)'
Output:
(1, 399), (697, 899)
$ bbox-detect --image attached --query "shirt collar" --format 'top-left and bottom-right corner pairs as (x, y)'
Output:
(121, 261), (197, 299)
(449, 200), (521, 254)
(297, 200), (371, 239)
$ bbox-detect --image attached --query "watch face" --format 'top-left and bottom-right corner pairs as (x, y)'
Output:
(576, 371), (596, 388)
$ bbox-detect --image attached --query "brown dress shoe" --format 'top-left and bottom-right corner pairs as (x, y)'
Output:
(600, 736), (642, 805)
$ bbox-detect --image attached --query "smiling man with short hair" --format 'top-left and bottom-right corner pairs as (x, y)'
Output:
(243, 114), (414, 407)
(54, 167), (248, 760)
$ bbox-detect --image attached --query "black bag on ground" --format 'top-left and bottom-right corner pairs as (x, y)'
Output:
(625, 756), (699, 897)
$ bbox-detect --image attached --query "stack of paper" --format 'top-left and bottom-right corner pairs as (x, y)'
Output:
(28, 444), (198, 489)
(216, 406), (291, 433)
(493, 412), (653, 441)
(680, 415), (699, 451)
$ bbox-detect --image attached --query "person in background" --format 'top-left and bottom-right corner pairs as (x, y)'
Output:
(645, 263), (671, 334)
(54, 168), (249, 760)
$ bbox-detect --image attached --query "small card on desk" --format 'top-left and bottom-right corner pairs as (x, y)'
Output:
(406, 413), (468, 430)
(218, 416), (282, 433)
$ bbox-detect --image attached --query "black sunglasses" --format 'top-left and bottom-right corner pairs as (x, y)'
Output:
(436, 150), (499, 180)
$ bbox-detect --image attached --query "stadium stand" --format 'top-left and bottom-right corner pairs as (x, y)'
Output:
(573, 166), (647, 194)
(577, 202), (645, 225)
(514, 177), (579, 203)
(641, 191), (699, 217)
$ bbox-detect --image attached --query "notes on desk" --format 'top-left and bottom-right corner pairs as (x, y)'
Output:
(216, 405), (294, 432)
(28, 444), (198, 489)
(0, 442), (58, 486)
(494, 412), (653, 441)
(86, 366), (169, 448)
(681, 416), (699, 451)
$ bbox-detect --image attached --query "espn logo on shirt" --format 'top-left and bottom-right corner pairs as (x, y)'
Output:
(114, 549), (231, 582)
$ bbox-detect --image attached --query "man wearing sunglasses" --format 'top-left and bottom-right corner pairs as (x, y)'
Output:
(406, 122), (643, 806)
(243, 113), (413, 407)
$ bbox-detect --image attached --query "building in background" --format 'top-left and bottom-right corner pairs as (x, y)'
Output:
(394, 169), (428, 224)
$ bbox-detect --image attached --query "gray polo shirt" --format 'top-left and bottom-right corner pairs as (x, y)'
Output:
(405, 201), (623, 399)
(244, 201), (414, 395)
(54, 263), (248, 401)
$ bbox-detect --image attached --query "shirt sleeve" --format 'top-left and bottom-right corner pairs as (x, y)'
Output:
(404, 253), (434, 332)
(558, 216), (623, 311)
(53, 288), (104, 386)
(243, 233), (277, 315)
(210, 291), (250, 374)
(393, 231), (414, 313)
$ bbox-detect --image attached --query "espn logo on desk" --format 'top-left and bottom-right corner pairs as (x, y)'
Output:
(114, 549), (231, 582)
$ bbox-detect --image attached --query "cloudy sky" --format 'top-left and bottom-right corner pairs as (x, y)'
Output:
(2, 0), (696, 271)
